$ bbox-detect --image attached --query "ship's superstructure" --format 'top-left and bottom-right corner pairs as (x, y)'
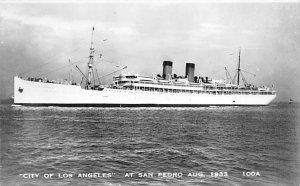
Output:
(13, 29), (276, 107)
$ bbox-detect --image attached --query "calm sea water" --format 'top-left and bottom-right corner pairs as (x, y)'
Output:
(1, 103), (299, 186)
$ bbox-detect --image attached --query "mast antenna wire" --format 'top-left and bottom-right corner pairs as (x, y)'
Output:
(19, 44), (87, 76)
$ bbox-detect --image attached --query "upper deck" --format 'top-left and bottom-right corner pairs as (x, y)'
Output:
(112, 73), (276, 95)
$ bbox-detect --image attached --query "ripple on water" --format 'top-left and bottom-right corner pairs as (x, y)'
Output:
(1, 102), (299, 185)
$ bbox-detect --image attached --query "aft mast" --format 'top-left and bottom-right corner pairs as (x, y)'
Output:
(86, 26), (95, 89)
(237, 48), (241, 86)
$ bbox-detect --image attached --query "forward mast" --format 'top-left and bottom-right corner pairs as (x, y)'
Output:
(87, 27), (95, 89)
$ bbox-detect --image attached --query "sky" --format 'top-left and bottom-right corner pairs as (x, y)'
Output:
(0, 2), (300, 101)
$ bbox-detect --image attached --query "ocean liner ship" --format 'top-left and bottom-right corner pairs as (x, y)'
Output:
(13, 30), (276, 107)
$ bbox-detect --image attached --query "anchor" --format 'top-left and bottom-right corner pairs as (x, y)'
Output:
(18, 87), (23, 93)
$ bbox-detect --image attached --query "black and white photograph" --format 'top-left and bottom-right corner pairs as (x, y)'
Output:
(0, 1), (299, 185)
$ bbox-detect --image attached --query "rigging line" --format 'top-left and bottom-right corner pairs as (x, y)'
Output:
(240, 72), (248, 86)
(99, 66), (127, 78)
(36, 60), (81, 77)
(92, 69), (95, 86)
(19, 44), (87, 76)
(241, 69), (256, 77)
(100, 58), (123, 66)
(210, 68), (227, 78)
(36, 64), (70, 77)
(80, 77), (84, 86)
(227, 70), (236, 74)
(94, 67), (101, 85)
(225, 67), (233, 83)
(232, 71), (238, 83)
(243, 72), (255, 84)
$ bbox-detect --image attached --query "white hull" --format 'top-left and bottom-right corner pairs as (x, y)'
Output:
(14, 77), (276, 106)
